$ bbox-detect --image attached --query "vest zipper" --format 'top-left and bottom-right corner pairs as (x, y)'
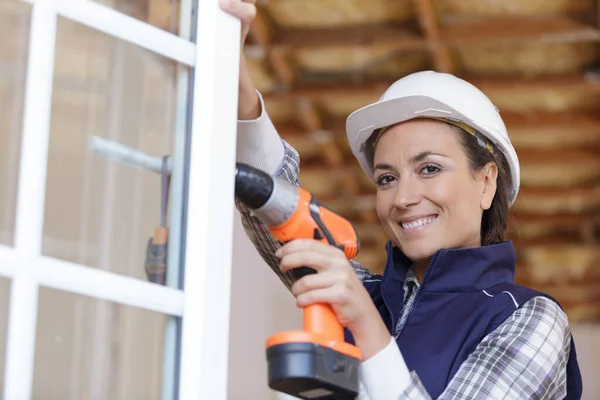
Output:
(394, 252), (440, 338)
(381, 244), (396, 335)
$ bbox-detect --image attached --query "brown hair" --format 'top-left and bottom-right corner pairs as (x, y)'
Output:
(366, 121), (512, 246)
(450, 124), (511, 246)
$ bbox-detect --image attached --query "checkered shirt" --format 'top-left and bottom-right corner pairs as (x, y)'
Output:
(234, 139), (572, 399)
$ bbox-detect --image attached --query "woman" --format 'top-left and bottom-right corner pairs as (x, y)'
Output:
(221, 1), (583, 398)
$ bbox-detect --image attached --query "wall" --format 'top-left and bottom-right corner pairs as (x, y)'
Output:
(228, 210), (301, 400)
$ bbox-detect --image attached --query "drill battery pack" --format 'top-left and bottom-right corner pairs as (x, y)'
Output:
(267, 341), (360, 400)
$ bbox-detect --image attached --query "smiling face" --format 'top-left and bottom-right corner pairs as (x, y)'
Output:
(372, 119), (498, 267)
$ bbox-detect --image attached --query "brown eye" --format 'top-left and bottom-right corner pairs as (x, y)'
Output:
(375, 174), (396, 186)
(421, 165), (441, 175)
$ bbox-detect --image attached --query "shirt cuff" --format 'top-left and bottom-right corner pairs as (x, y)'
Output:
(236, 90), (284, 175)
(359, 337), (412, 400)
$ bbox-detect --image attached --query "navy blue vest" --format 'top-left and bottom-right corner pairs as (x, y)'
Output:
(346, 241), (583, 399)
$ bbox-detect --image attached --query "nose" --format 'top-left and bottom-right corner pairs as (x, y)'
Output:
(393, 176), (421, 209)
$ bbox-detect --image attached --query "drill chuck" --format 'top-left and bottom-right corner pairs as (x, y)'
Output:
(234, 163), (274, 209)
(234, 163), (300, 227)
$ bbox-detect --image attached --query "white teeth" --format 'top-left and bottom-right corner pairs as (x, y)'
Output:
(401, 216), (437, 229)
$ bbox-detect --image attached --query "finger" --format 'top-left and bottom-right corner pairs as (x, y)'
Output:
(277, 238), (343, 259)
(291, 270), (341, 298)
(296, 285), (348, 309)
(219, 0), (256, 22)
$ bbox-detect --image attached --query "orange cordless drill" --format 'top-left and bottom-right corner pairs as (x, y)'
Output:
(234, 163), (362, 400)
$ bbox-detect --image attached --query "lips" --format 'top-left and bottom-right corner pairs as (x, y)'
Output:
(400, 215), (438, 229)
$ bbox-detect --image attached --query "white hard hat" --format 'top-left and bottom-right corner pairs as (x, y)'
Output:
(346, 70), (520, 206)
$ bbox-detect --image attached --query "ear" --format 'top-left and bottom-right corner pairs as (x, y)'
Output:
(480, 162), (498, 210)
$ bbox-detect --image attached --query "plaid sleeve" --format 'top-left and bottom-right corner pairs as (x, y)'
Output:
(395, 295), (571, 400)
(235, 139), (300, 290)
(235, 139), (375, 291)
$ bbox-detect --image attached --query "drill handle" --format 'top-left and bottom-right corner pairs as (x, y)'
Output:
(289, 266), (316, 281)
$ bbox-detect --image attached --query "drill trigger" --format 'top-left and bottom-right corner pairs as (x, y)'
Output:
(309, 196), (337, 246)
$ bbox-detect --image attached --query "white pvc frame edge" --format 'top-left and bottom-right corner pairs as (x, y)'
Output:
(177, 0), (241, 399)
(4, 3), (56, 398)
(0, 245), (184, 316)
(22, 0), (196, 67)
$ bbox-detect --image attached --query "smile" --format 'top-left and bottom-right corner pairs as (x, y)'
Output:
(400, 215), (437, 229)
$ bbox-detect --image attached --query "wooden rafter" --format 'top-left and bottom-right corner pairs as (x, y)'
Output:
(413, 0), (453, 73)
(295, 99), (378, 223)
(249, 7), (296, 87)
(262, 73), (600, 101)
(275, 110), (600, 148)
(268, 16), (600, 50)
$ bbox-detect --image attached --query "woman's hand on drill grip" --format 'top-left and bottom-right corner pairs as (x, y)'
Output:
(275, 239), (391, 360)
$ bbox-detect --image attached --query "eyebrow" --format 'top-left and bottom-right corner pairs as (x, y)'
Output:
(374, 151), (447, 171)
(410, 151), (447, 163)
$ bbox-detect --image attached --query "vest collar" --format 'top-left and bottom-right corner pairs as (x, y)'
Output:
(384, 240), (517, 293)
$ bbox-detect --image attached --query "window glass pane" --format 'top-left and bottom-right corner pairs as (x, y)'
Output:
(42, 16), (188, 282)
(92, 0), (186, 36)
(33, 286), (166, 399)
(0, 278), (10, 390)
(0, 0), (30, 247)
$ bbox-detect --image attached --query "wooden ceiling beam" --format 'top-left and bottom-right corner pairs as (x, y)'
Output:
(509, 211), (600, 225)
(516, 284), (600, 303)
(510, 234), (597, 251)
(312, 109), (600, 131)
(275, 111), (600, 148)
(249, 8), (296, 87)
(296, 100), (376, 223)
(512, 148), (600, 165)
(413, 0), (454, 73)
(297, 101), (346, 176)
(268, 16), (600, 51)
(271, 22), (426, 51)
(562, 302), (600, 323)
(444, 15), (600, 45)
(295, 146), (600, 172)
(508, 212), (600, 242)
(499, 110), (600, 128)
(469, 73), (600, 93)
(515, 185), (600, 200)
(263, 73), (600, 102)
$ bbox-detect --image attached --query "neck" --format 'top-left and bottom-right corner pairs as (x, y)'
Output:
(412, 260), (429, 283)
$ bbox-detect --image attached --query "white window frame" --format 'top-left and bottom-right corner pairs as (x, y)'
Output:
(0, 1), (240, 399)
